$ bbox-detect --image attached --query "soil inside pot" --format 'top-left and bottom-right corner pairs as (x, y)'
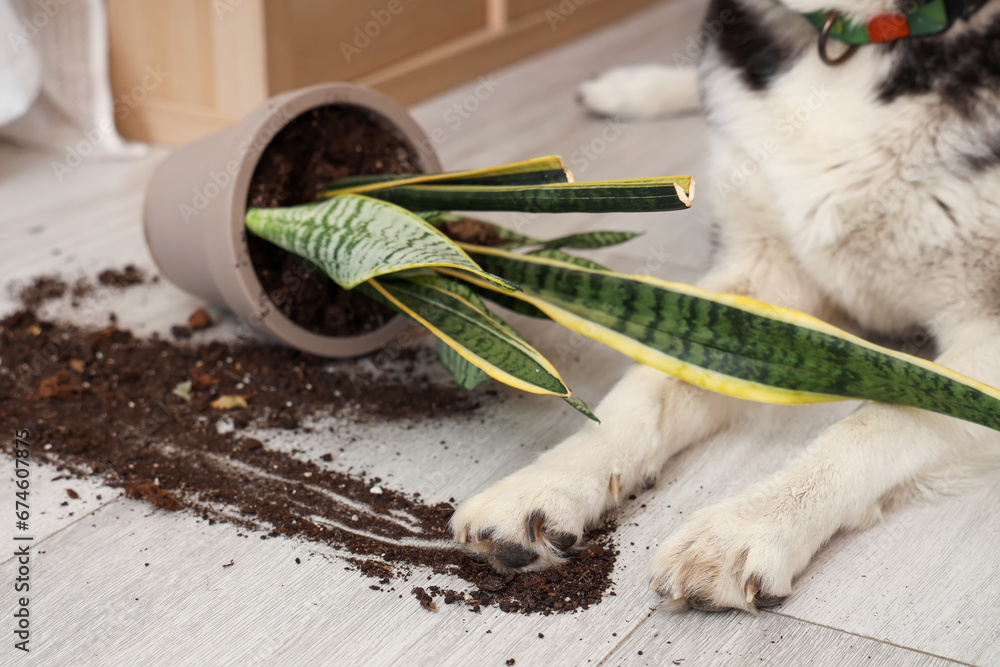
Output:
(437, 217), (508, 247)
(246, 104), (423, 338)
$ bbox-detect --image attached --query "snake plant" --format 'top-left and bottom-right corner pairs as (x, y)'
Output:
(245, 156), (1000, 430)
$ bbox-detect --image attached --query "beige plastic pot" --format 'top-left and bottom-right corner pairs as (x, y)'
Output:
(143, 83), (442, 357)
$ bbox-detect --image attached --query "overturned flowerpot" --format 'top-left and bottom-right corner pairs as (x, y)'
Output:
(143, 83), (442, 357)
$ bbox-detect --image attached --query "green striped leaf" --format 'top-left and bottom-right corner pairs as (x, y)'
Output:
(563, 395), (599, 423)
(366, 274), (567, 393)
(459, 278), (551, 320)
(538, 230), (640, 250)
(448, 248), (1000, 432)
(245, 195), (517, 292)
(526, 248), (610, 271)
(438, 340), (491, 390)
(439, 168), (570, 187)
(348, 176), (695, 214)
(367, 275), (593, 417)
(320, 156), (572, 197)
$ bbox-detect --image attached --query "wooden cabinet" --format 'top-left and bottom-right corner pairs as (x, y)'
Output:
(263, 0), (486, 86)
(508, 0), (559, 18)
(107, 0), (663, 145)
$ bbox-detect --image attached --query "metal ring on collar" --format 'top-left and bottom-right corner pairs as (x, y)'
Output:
(819, 12), (860, 66)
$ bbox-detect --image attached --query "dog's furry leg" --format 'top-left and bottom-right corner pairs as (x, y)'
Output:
(451, 236), (830, 572)
(450, 363), (745, 571)
(650, 319), (1000, 612)
(578, 64), (700, 119)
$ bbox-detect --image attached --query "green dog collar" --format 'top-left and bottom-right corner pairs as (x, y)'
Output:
(806, 0), (990, 65)
(804, 0), (951, 45)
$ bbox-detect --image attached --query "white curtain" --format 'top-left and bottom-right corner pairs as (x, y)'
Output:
(0, 0), (40, 127)
(0, 0), (142, 157)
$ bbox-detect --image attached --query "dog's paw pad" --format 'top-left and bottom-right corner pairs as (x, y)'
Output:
(492, 542), (540, 570)
(450, 466), (615, 573)
(452, 507), (585, 573)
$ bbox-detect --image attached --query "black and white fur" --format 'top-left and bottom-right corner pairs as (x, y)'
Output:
(451, 0), (1000, 612)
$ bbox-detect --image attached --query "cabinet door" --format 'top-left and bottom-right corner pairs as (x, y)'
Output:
(264, 0), (487, 94)
(108, 0), (217, 108)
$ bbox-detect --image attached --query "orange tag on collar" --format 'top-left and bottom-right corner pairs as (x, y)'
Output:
(867, 14), (910, 41)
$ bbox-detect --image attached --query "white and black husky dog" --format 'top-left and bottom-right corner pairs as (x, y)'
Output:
(450, 0), (1000, 612)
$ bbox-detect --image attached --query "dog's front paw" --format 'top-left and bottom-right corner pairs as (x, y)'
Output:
(450, 464), (619, 572)
(649, 492), (813, 613)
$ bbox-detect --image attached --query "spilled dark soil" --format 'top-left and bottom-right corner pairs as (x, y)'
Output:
(1, 271), (618, 615)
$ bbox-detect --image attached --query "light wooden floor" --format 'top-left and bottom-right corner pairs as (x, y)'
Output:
(2, 1), (999, 664)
